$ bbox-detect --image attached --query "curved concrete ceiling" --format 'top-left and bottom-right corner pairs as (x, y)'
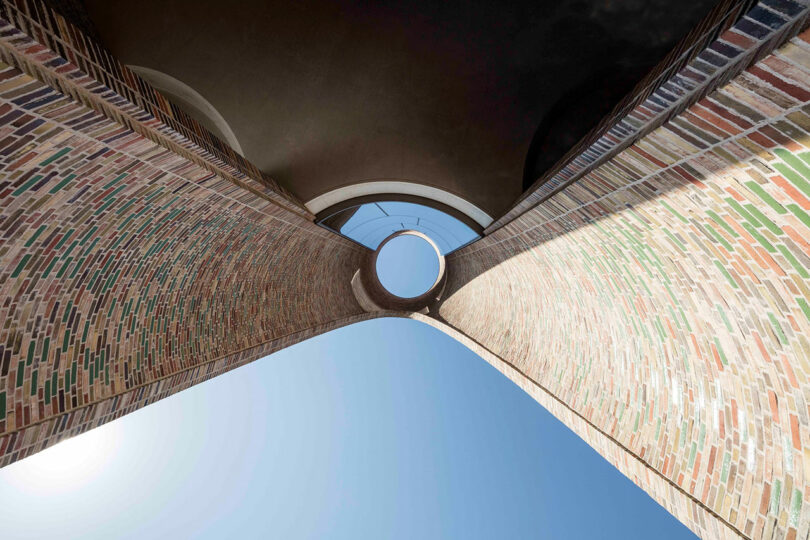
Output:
(84, 0), (718, 219)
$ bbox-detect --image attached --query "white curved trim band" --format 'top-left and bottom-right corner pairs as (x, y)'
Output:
(304, 180), (493, 228)
(128, 65), (245, 156)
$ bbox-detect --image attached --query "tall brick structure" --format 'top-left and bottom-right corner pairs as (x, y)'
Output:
(2, 0), (810, 538)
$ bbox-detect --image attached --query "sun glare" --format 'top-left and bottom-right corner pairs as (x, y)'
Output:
(2, 421), (121, 494)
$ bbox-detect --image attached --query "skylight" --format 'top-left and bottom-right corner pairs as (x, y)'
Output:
(319, 201), (479, 254)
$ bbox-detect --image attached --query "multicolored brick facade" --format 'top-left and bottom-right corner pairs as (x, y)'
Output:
(442, 12), (810, 540)
(489, 0), (810, 233)
(0, 0), (305, 217)
(3, 0), (810, 538)
(0, 0), (366, 466)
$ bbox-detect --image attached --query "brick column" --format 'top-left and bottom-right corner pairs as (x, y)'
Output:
(439, 9), (810, 538)
(0, 0), (368, 466)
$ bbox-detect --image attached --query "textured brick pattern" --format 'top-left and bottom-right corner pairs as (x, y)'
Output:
(0, 0), (306, 217)
(0, 6), (366, 466)
(490, 0), (810, 233)
(2, 0), (810, 539)
(442, 25), (810, 540)
(413, 315), (747, 539)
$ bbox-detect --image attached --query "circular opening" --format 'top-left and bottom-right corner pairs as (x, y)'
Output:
(375, 234), (440, 298)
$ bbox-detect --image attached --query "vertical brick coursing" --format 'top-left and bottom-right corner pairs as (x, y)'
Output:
(0, 2), (367, 467)
(442, 24), (810, 540)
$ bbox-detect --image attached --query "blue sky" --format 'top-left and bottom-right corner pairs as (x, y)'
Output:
(0, 318), (695, 539)
(340, 201), (479, 253)
(376, 234), (440, 297)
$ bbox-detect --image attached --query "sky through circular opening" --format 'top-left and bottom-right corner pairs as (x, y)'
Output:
(375, 235), (440, 298)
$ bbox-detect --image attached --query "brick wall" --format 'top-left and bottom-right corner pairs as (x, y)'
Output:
(490, 0), (810, 233)
(441, 17), (810, 540)
(3, 0), (810, 538)
(0, 1), (366, 466)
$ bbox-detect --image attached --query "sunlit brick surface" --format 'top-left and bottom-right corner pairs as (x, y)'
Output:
(490, 0), (810, 233)
(3, 0), (810, 538)
(442, 21), (810, 540)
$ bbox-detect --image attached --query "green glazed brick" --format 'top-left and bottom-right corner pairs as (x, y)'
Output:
(705, 223), (734, 251)
(790, 489), (803, 528)
(26, 342), (35, 366)
(24, 225), (47, 247)
(38, 147), (71, 166)
(60, 240), (78, 259)
(15, 362), (24, 388)
(798, 298), (810, 323)
(773, 160), (810, 200)
(787, 204), (810, 229)
(102, 173), (128, 190)
(768, 313), (787, 345)
(659, 200), (690, 223)
(55, 256), (72, 279)
(746, 181), (788, 214)
(40, 257), (58, 279)
(721, 452), (731, 483)
(62, 330), (71, 353)
(714, 338), (729, 366)
(771, 480), (782, 514)
(716, 304), (733, 332)
(663, 229), (686, 252)
(714, 260), (739, 289)
(743, 203), (782, 236)
(726, 197), (762, 228)
(10, 254), (31, 278)
(11, 174), (43, 196)
(742, 222), (776, 252)
(777, 245), (810, 278)
(706, 210), (740, 238)
(48, 173), (76, 194)
(54, 229), (74, 251)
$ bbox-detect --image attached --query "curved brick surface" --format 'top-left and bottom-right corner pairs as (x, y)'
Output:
(2, 1), (810, 539)
(441, 24), (810, 540)
(490, 0), (810, 233)
(0, 5), (367, 466)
